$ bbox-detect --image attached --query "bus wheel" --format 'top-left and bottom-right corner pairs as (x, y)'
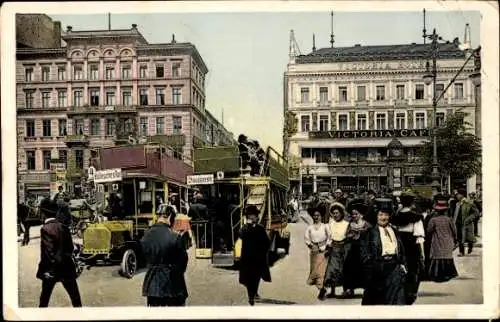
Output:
(119, 249), (137, 279)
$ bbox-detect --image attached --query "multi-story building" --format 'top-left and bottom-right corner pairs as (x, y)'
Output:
(284, 39), (478, 196)
(204, 110), (235, 147)
(16, 20), (232, 201)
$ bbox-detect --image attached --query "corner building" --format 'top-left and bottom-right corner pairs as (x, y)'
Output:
(284, 40), (478, 196)
(17, 22), (232, 201)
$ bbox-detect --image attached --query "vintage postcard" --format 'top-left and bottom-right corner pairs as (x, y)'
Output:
(2, 0), (499, 320)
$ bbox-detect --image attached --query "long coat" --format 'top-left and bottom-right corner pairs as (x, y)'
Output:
(36, 218), (77, 281)
(453, 199), (479, 244)
(359, 225), (407, 305)
(427, 213), (457, 259)
(140, 223), (188, 300)
(239, 223), (271, 286)
(188, 202), (209, 221)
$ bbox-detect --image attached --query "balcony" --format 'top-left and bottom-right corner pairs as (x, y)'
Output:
(394, 99), (409, 107)
(334, 100), (352, 108)
(64, 134), (89, 146)
(355, 100), (369, 107)
(371, 99), (390, 107)
(317, 100), (331, 108)
(67, 105), (137, 115)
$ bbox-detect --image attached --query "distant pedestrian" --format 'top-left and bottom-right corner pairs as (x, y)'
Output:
(321, 202), (350, 299)
(426, 196), (459, 283)
(37, 216), (82, 307)
(238, 205), (271, 306)
(360, 200), (407, 305)
(56, 196), (72, 229)
(140, 206), (188, 307)
(304, 209), (331, 297)
(453, 188), (480, 256)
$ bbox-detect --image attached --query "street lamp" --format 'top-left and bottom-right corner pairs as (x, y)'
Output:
(422, 27), (481, 191)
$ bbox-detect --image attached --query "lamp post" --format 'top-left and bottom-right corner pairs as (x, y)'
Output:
(422, 27), (481, 191)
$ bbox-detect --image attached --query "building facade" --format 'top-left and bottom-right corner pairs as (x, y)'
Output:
(204, 110), (235, 147)
(16, 20), (232, 201)
(284, 40), (478, 197)
(16, 14), (61, 49)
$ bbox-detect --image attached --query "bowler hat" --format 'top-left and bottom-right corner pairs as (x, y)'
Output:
(375, 198), (394, 215)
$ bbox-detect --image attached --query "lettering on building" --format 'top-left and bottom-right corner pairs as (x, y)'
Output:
(337, 60), (426, 71)
(94, 168), (123, 183)
(308, 129), (430, 139)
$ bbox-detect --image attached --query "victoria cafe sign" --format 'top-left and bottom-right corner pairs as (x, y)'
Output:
(308, 129), (430, 139)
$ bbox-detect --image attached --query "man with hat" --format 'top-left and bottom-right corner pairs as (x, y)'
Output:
(333, 189), (346, 206)
(390, 190), (425, 305)
(188, 193), (209, 249)
(453, 188), (480, 256)
(360, 198), (407, 305)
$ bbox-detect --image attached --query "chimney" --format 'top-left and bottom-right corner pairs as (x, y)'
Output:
(131, 23), (137, 30)
(171, 34), (176, 44)
(54, 21), (61, 47)
(66, 25), (72, 32)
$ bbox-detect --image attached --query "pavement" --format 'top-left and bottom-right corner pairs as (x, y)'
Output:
(17, 212), (482, 307)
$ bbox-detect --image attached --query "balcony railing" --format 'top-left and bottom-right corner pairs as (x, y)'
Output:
(67, 105), (137, 114)
(64, 134), (89, 144)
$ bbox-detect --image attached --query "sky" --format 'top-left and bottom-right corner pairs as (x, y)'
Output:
(50, 10), (480, 152)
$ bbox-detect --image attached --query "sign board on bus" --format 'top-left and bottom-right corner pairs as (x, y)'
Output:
(94, 168), (122, 183)
(187, 174), (214, 186)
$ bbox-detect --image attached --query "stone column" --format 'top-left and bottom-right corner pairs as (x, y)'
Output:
(313, 174), (317, 193)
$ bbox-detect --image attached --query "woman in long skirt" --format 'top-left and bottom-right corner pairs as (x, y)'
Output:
(321, 203), (350, 300)
(426, 197), (459, 283)
(304, 209), (331, 298)
(343, 200), (371, 297)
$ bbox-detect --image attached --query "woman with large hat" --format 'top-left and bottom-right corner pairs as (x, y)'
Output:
(426, 195), (459, 283)
(343, 199), (372, 297)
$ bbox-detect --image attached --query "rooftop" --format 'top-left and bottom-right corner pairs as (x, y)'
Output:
(62, 24), (148, 44)
(296, 40), (467, 64)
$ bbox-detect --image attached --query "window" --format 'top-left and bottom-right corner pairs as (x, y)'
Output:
(106, 119), (115, 136)
(89, 65), (99, 80)
(376, 85), (385, 100)
(155, 88), (165, 105)
(42, 150), (51, 170)
(73, 90), (83, 107)
(376, 113), (387, 130)
(91, 119), (100, 136)
(73, 65), (83, 80)
(339, 86), (348, 102)
(90, 89), (100, 106)
(139, 65), (147, 78)
(156, 117), (164, 134)
(121, 66), (131, 79)
(300, 115), (310, 132)
(57, 66), (65, 80)
(122, 90), (132, 106)
(395, 112), (406, 130)
(26, 151), (35, 170)
(415, 84), (425, 100)
(58, 119), (67, 136)
(436, 112), (446, 127)
(57, 90), (67, 108)
(140, 117), (148, 136)
(74, 119), (84, 135)
(106, 91), (115, 106)
(454, 83), (464, 99)
(435, 84), (445, 100)
(319, 87), (328, 103)
(42, 92), (50, 108)
(300, 88), (310, 103)
(25, 120), (35, 137)
(25, 91), (34, 108)
(172, 87), (181, 104)
(396, 85), (405, 100)
(173, 116), (182, 135)
(75, 150), (84, 169)
(25, 67), (33, 82)
(105, 67), (115, 80)
(415, 112), (426, 129)
(357, 114), (367, 130)
(42, 66), (50, 82)
(338, 114), (348, 131)
(140, 88), (148, 106)
(156, 64), (164, 78)
(59, 150), (67, 167)
(357, 86), (366, 101)
(319, 115), (329, 131)
(172, 62), (181, 77)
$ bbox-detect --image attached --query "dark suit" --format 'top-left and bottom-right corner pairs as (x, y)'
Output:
(359, 225), (407, 305)
(140, 223), (188, 306)
(36, 218), (82, 307)
(189, 201), (210, 249)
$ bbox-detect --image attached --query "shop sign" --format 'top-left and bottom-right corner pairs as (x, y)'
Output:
(94, 168), (122, 183)
(309, 129), (429, 139)
(187, 174), (214, 186)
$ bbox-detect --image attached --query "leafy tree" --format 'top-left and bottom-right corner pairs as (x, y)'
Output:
(283, 111), (298, 138)
(419, 112), (481, 185)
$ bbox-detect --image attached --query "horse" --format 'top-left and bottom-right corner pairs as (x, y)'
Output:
(18, 197), (57, 246)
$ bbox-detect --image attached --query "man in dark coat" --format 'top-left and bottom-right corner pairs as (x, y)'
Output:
(140, 206), (188, 306)
(55, 196), (72, 229)
(364, 191), (378, 227)
(36, 216), (82, 307)
(453, 188), (480, 256)
(188, 193), (209, 248)
(239, 205), (271, 306)
(360, 199), (407, 305)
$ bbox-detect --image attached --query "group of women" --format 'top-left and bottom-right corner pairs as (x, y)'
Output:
(305, 192), (460, 305)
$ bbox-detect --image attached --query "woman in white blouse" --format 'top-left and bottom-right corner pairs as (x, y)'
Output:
(305, 209), (331, 298)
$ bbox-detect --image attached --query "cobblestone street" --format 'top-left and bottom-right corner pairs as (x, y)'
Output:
(18, 213), (482, 307)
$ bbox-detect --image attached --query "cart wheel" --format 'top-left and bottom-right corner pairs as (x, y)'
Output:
(119, 249), (137, 279)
